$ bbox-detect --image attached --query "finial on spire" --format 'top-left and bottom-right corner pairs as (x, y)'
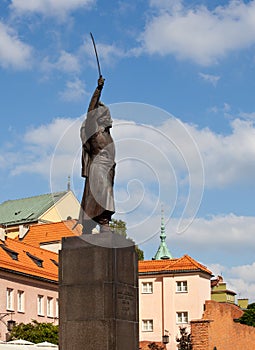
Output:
(153, 204), (173, 260)
(161, 204), (166, 240)
(67, 175), (71, 191)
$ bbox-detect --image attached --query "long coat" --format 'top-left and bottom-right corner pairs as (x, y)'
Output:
(79, 92), (115, 223)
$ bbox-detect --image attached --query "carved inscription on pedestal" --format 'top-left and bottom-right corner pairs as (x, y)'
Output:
(116, 285), (136, 320)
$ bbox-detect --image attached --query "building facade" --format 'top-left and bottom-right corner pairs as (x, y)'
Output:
(139, 256), (212, 350)
(0, 238), (59, 341)
(0, 191), (80, 240)
(211, 275), (236, 304)
(0, 215), (215, 349)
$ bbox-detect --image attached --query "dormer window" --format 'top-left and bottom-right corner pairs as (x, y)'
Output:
(50, 259), (59, 267)
(0, 244), (19, 260)
(26, 252), (43, 267)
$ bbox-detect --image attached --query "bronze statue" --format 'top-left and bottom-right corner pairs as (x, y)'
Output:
(79, 76), (115, 234)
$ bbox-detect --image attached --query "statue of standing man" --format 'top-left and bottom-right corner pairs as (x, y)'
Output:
(79, 77), (115, 234)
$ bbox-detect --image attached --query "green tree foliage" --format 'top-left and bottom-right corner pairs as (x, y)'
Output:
(10, 320), (58, 344)
(176, 326), (192, 350)
(135, 245), (144, 260)
(110, 219), (127, 237)
(110, 219), (144, 260)
(237, 303), (255, 327)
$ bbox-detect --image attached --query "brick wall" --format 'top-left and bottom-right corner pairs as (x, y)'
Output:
(190, 320), (210, 350)
(191, 300), (255, 350)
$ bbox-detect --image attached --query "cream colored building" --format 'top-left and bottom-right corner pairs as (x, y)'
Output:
(0, 191), (80, 240)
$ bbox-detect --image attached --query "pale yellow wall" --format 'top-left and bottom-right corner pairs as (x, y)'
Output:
(40, 242), (61, 253)
(40, 191), (80, 223)
(7, 231), (19, 239)
(4, 192), (80, 238)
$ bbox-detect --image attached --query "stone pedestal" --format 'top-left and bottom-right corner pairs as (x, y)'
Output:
(59, 233), (139, 350)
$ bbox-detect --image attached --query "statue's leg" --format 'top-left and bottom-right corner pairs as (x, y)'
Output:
(95, 211), (112, 234)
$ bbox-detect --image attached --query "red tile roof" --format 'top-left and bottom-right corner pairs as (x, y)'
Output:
(0, 237), (59, 282)
(19, 220), (82, 247)
(139, 255), (212, 275)
(0, 220), (211, 283)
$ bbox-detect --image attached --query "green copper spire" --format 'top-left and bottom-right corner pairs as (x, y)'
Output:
(153, 206), (173, 260)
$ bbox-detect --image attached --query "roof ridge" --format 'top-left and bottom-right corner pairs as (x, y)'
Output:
(29, 219), (75, 228)
(0, 191), (70, 226)
(182, 254), (208, 270)
(138, 256), (212, 275)
(1, 191), (68, 204)
(4, 237), (58, 258)
(0, 238), (59, 282)
(0, 258), (58, 279)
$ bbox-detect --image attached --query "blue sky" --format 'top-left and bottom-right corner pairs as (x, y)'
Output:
(1, 0), (255, 301)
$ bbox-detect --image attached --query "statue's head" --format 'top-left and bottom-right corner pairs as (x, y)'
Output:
(97, 105), (112, 129)
(81, 105), (113, 143)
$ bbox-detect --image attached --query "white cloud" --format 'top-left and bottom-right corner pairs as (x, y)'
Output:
(141, 1), (255, 65)
(169, 214), (255, 252)
(239, 111), (255, 121)
(4, 105), (255, 196)
(199, 73), (220, 87)
(10, 117), (80, 179)
(59, 78), (87, 101)
(0, 21), (32, 69)
(231, 262), (255, 284)
(10, 0), (95, 19)
(208, 102), (231, 115)
(81, 39), (126, 71)
(2, 111), (255, 303)
(223, 103), (231, 112)
(57, 51), (80, 72)
(3, 104), (255, 228)
(42, 50), (80, 75)
(1, 105), (204, 236)
(189, 118), (255, 188)
(207, 262), (255, 302)
(2, 104), (255, 241)
(2, 104), (255, 301)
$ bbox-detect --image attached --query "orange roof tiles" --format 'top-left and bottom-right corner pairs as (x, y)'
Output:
(0, 237), (59, 282)
(139, 255), (212, 275)
(1, 220), (212, 282)
(19, 220), (82, 247)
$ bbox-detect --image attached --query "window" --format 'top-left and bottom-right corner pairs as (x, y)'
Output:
(17, 290), (25, 312)
(38, 295), (44, 316)
(142, 319), (153, 332)
(47, 297), (53, 317)
(177, 312), (188, 324)
(50, 259), (59, 267)
(26, 252), (43, 267)
(176, 281), (188, 293)
(6, 288), (14, 311)
(142, 282), (153, 294)
(0, 245), (18, 260)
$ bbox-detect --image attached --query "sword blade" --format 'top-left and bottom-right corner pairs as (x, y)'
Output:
(90, 32), (102, 77)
